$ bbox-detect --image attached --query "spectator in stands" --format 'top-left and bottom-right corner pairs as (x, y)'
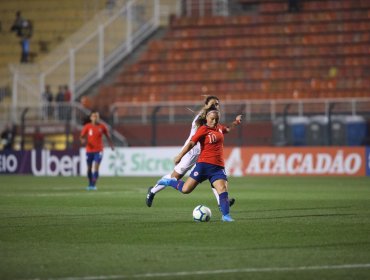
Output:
(10, 11), (24, 37)
(0, 86), (10, 102)
(288, 0), (300, 12)
(64, 85), (71, 102)
(33, 126), (45, 150)
(56, 85), (65, 102)
(1, 123), (16, 151)
(20, 29), (31, 63)
(55, 85), (66, 120)
(42, 85), (54, 119)
(20, 39), (29, 63)
(64, 85), (72, 120)
(10, 11), (33, 63)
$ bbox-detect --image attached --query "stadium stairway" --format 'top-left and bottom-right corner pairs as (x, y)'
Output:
(0, 0), (122, 150)
(1, 0), (187, 149)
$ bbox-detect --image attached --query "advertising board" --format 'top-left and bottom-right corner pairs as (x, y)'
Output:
(1, 147), (368, 177)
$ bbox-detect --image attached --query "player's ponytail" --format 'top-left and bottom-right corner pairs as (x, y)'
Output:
(204, 95), (219, 106)
(196, 104), (219, 127)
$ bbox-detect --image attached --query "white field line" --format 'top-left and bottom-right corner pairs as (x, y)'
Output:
(24, 263), (370, 280)
(1, 192), (119, 197)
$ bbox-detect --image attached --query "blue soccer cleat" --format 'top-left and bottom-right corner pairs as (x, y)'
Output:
(157, 177), (176, 186)
(222, 214), (235, 222)
(86, 186), (97, 191)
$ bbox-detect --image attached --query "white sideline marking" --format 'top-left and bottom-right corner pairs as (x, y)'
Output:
(24, 263), (370, 280)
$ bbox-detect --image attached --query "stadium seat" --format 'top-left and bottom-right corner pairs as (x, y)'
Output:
(91, 0), (370, 110)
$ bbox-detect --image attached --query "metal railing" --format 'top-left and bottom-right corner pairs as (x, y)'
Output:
(0, 102), (128, 147)
(182, 0), (229, 16)
(2, 98), (368, 149)
(8, 0), (232, 114)
(110, 98), (370, 125)
(9, 0), (172, 110)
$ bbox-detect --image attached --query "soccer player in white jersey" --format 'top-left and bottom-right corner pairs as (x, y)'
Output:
(146, 96), (235, 209)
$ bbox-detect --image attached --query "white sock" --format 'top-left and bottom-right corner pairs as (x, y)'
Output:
(211, 187), (220, 205)
(151, 174), (172, 194)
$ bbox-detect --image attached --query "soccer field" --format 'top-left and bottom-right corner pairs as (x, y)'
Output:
(0, 176), (369, 280)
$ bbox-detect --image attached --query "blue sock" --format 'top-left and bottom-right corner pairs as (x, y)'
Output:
(92, 171), (99, 186)
(168, 180), (184, 193)
(219, 192), (230, 216)
(88, 170), (93, 186)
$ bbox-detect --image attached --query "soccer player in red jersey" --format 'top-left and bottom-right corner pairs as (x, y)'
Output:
(157, 106), (242, 222)
(146, 96), (235, 209)
(80, 112), (114, 190)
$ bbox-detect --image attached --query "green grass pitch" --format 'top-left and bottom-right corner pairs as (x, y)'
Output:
(0, 176), (370, 280)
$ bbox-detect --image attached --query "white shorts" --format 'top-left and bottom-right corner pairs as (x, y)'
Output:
(174, 145), (200, 175)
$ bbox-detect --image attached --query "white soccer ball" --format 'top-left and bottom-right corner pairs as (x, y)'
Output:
(192, 205), (212, 222)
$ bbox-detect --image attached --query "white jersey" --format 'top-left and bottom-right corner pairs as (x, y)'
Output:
(182, 113), (201, 153)
(174, 113), (201, 175)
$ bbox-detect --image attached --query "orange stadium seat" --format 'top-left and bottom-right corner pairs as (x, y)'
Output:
(91, 0), (370, 108)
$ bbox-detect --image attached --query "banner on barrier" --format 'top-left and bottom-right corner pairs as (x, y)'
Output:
(225, 147), (366, 176)
(1, 147), (369, 177)
(0, 150), (80, 175)
(79, 147), (178, 176)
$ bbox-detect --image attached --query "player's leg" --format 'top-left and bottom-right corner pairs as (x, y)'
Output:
(86, 152), (94, 189)
(207, 165), (235, 211)
(146, 150), (197, 207)
(211, 187), (220, 204)
(210, 165), (234, 222)
(87, 164), (93, 187)
(150, 170), (184, 194)
(146, 170), (184, 207)
(154, 151), (197, 193)
(90, 152), (102, 190)
(211, 186), (236, 210)
(91, 162), (100, 188)
(158, 176), (199, 194)
(181, 177), (199, 193)
(154, 163), (204, 193)
(164, 162), (206, 193)
(212, 179), (234, 222)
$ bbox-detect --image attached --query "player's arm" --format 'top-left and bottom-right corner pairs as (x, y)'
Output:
(80, 127), (87, 145)
(174, 125), (205, 164)
(225, 114), (242, 133)
(174, 141), (195, 165)
(104, 130), (115, 151)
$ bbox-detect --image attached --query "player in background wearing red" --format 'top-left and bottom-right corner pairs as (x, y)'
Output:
(155, 106), (242, 222)
(80, 112), (114, 190)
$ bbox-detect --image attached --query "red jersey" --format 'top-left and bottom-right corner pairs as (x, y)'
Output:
(80, 123), (108, 153)
(191, 124), (228, 167)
